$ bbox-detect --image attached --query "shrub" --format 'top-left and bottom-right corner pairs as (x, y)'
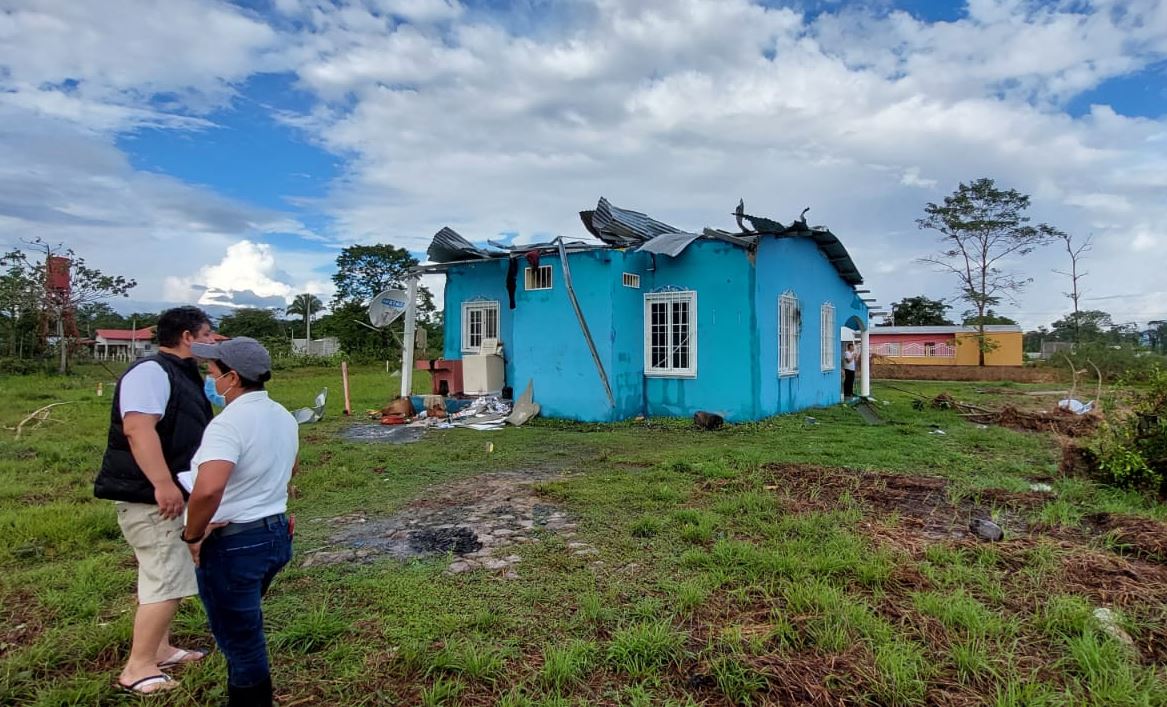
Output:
(1090, 367), (1167, 494)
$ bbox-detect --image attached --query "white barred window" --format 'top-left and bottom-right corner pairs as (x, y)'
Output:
(820, 303), (836, 371)
(779, 292), (799, 375)
(524, 265), (552, 290)
(461, 300), (499, 353)
(644, 291), (696, 377)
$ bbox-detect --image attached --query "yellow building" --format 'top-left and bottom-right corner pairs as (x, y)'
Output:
(869, 325), (1023, 366)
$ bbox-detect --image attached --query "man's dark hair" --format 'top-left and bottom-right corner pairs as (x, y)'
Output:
(215, 360), (270, 391)
(156, 306), (212, 347)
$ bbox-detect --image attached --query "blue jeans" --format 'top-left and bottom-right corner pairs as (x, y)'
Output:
(195, 516), (292, 691)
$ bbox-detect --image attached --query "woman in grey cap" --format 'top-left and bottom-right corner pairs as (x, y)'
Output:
(181, 337), (298, 706)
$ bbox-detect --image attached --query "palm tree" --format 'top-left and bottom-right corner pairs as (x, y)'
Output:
(286, 294), (323, 349)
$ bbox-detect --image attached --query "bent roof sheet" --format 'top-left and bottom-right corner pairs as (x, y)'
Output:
(580, 197), (681, 246)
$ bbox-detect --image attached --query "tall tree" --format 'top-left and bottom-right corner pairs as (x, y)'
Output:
(285, 293), (323, 341)
(217, 308), (283, 339)
(918, 178), (1062, 366)
(329, 244), (437, 357)
(331, 244), (419, 307)
(76, 302), (127, 337)
(961, 309), (1017, 326)
(883, 295), (953, 326)
(18, 240), (137, 372)
(1144, 320), (1167, 354)
(1049, 310), (1112, 343)
(1053, 233), (1092, 345)
(0, 249), (41, 357)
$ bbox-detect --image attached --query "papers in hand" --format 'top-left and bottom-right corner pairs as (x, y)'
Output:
(176, 470), (196, 493)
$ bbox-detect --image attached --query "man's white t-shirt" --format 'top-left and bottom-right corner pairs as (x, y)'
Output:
(190, 391), (299, 524)
(119, 361), (171, 418)
(844, 350), (857, 372)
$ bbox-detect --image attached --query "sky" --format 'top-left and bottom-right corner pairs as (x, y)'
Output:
(1, 0), (1164, 330)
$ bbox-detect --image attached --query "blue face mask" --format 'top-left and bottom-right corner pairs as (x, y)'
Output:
(204, 375), (226, 408)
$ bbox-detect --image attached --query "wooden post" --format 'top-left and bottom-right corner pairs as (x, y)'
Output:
(341, 361), (352, 416)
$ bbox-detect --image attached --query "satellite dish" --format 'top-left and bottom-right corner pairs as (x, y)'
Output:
(368, 289), (409, 328)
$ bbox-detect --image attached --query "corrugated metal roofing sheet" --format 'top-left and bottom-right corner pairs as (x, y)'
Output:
(580, 197), (681, 246)
(426, 227), (494, 263)
(635, 231), (703, 257)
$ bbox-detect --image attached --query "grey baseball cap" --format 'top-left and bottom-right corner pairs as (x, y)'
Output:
(191, 336), (272, 381)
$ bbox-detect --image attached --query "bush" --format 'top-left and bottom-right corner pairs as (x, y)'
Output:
(1090, 367), (1167, 494)
(1044, 345), (1167, 383)
(0, 357), (55, 375)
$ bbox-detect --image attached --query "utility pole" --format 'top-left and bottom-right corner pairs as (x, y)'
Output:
(306, 296), (312, 355)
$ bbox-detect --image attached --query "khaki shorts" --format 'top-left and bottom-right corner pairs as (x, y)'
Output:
(115, 502), (198, 604)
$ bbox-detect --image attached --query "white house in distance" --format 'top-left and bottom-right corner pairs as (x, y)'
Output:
(93, 327), (156, 361)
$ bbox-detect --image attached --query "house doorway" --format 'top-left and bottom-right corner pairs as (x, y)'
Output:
(842, 315), (870, 399)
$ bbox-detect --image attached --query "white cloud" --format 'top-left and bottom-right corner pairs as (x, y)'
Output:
(164, 240), (334, 309)
(2, 0), (1166, 334)
(280, 0), (1167, 331)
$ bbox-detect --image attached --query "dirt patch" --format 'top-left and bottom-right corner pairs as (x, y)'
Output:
(1085, 513), (1167, 563)
(764, 463), (1037, 542)
(301, 470), (585, 575)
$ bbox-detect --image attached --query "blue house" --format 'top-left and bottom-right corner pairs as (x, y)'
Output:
(418, 198), (870, 423)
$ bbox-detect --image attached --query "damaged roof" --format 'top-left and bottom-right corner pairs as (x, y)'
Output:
(426, 227), (495, 263)
(579, 197), (683, 246)
(419, 198), (864, 286)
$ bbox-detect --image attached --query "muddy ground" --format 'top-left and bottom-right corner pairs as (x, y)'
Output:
(301, 470), (600, 576)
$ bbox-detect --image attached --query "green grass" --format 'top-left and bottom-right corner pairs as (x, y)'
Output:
(1, 369), (1165, 704)
(606, 621), (686, 678)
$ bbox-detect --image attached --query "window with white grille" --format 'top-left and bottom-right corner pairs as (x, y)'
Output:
(461, 300), (499, 353)
(623, 273), (641, 288)
(820, 303), (835, 371)
(524, 265), (552, 290)
(779, 292), (799, 375)
(644, 291), (696, 377)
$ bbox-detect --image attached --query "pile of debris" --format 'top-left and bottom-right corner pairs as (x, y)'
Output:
(368, 381), (541, 432)
(921, 392), (1101, 437)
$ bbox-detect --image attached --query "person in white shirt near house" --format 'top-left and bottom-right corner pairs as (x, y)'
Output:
(843, 342), (858, 399)
(181, 337), (298, 707)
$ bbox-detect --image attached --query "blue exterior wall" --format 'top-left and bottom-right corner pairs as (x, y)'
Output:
(754, 237), (868, 415)
(641, 240), (760, 422)
(607, 250), (653, 419)
(442, 251), (639, 422)
(442, 259), (514, 364)
(440, 236), (865, 422)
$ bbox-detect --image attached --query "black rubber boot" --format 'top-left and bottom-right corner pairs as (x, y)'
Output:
(227, 676), (273, 707)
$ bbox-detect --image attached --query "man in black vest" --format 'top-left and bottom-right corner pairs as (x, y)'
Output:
(95, 306), (215, 695)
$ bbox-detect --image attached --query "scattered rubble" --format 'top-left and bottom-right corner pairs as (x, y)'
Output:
(300, 470), (582, 577)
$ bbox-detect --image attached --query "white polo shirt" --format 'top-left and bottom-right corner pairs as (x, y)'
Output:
(190, 391), (299, 524)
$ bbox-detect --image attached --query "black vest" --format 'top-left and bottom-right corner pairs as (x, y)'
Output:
(94, 352), (213, 504)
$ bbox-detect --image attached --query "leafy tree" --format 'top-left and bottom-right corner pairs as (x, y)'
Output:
(217, 308), (284, 339)
(1146, 321), (1167, 354)
(882, 296), (953, 326)
(1049, 310), (1112, 343)
(918, 178), (1062, 365)
(285, 293), (324, 343)
(285, 294), (323, 325)
(0, 249), (42, 357)
(10, 240), (137, 372)
(961, 309), (1017, 326)
(328, 244), (439, 358)
(1023, 326), (1050, 353)
(76, 302), (127, 337)
(332, 245), (416, 306)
